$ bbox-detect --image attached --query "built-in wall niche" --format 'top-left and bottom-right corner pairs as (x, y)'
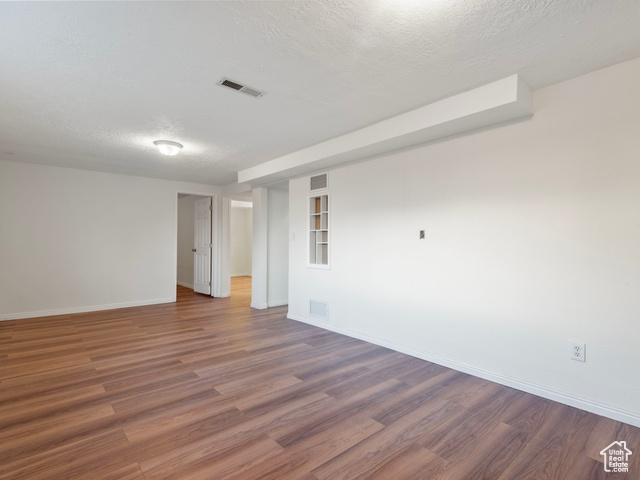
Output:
(309, 194), (329, 266)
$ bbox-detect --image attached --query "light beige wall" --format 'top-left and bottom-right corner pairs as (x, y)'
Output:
(0, 161), (219, 319)
(230, 204), (252, 277)
(288, 57), (640, 426)
(267, 187), (289, 306)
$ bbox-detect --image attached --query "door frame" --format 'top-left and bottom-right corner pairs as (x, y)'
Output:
(174, 191), (231, 299)
(193, 196), (213, 295)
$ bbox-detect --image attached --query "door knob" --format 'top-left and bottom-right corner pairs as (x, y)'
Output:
(192, 248), (196, 252)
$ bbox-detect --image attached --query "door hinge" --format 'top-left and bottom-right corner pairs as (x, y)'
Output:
(209, 205), (212, 211)
(209, 281), (211, 286)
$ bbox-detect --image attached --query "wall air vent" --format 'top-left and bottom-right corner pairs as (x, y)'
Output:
(310, 300), (328, 320)
(218, 78), (264, 98)
(310, 173), (328, 191)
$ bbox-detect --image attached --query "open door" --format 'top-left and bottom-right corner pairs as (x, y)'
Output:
(193, 197), (212, 295)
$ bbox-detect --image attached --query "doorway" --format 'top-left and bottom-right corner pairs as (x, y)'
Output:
(230, 200), (253, 281)
(177, 194), (213, 295)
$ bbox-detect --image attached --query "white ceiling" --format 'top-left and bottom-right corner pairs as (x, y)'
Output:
(1, 0), (640, 186)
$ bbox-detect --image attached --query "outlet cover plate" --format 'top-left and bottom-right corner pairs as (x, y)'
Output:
(570, 341), (586, 362)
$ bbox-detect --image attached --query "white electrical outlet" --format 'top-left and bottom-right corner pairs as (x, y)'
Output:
(570, 342), (586, 362)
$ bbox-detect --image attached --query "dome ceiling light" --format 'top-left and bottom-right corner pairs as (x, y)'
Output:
(153, 140), (183, 156)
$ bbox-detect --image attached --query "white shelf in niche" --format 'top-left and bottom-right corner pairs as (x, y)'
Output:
(309, 194), (329, 266)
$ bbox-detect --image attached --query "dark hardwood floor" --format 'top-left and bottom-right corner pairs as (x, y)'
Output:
(1, 276), (638, 479)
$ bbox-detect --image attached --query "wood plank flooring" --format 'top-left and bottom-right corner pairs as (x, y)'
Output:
(1, 276), (638, 479)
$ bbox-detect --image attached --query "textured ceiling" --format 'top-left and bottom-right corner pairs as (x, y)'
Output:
(1, 0), (640, 186)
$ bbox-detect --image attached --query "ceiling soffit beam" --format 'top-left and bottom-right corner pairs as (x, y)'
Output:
(238, 75), (533, 186)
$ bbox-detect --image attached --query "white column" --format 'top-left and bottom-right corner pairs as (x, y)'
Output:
(251, 187), (268, 309)
(213, 195), (231, 298)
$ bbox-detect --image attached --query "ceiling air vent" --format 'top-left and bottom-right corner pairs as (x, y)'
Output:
(310, 173), (328, 191)
(218, 78), (264, 98)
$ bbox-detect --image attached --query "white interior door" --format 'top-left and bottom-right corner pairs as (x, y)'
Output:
(193, 197), (212, 295)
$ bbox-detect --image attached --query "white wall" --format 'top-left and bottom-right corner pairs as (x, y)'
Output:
(288, 58), (640, 427)
(251, 186), (289, 309)
(0, 160), (219, 319)
(213, 195), (232, 298)
(267, 188), (289, 307)
(230, 203), (253, 277)
(251, 188), (268, 309)
(177, 195), (196, 287)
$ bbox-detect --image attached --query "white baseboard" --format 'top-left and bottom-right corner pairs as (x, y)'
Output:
(177, 281), (194, 289)
(268, 299), (288, 308)
(287, 313), (640, 429)
(251, 301), (287, 309)
(1, 297), (175, 322)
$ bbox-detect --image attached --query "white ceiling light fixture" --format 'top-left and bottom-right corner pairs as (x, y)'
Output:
(153, 140), (183, 156)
